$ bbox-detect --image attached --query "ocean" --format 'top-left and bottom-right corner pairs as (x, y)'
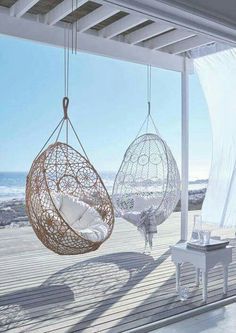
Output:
(0, 172), (26, 202)
(0, 172), (207, 202)
(0, 171), (116, 202)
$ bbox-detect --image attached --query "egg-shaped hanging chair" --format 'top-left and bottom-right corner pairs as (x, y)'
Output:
(26, 98), (114, 255)
(112, 78), (180, 250)
(113, 127), (180, 250)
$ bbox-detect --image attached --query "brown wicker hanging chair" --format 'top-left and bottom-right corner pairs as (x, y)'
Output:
(26, 98), (114, 255)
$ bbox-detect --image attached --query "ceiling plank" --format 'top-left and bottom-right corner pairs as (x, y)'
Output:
(144, 29), (195, 49)
(76, 5), (120, 32)
(10, 0), (40, 18)
(46, 0), (88, 26)
(125, 21), (173, 44)
(99, 0), (236, 45)
(99, 14), (147, 39)
(0, 9), (193, 73)
(161, 35), (214, 54)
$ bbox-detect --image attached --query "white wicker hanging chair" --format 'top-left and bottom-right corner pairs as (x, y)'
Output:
(112, 70), (180, 250)
(113, 127), (180, 249)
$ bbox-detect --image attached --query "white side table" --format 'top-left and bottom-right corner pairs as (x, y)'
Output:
(171, 242), (232, 302)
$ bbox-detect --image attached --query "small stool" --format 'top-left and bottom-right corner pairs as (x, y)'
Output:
(171, 242), (232, 302)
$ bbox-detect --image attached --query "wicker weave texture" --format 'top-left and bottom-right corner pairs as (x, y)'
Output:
(112, 133), (180, 220)
(26, 142), (114, 255)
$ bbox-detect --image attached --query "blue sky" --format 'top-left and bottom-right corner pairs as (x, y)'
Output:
(0, 35), (211, 179)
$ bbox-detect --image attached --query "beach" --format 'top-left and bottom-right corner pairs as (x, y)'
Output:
(0, 172), (207, 228)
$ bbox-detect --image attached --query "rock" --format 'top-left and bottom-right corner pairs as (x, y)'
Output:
(0, 199), (29, 227)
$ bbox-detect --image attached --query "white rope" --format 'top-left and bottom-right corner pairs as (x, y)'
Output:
(136, 65), (160, 137)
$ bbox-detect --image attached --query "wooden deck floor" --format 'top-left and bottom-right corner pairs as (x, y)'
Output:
(0, 211), (236, 333)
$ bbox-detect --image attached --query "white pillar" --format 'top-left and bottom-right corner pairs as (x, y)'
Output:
(181, 57), (189, 241)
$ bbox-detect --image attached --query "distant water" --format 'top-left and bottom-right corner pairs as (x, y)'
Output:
(0, 171), (207, 202)
(0, 172), (26, 202)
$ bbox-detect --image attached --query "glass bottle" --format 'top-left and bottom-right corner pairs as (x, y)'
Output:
(190, 215), (202, 243)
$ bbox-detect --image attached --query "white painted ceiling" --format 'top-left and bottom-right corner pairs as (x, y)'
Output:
(160, 0), (236, 28)
(0, 0), (235, 72)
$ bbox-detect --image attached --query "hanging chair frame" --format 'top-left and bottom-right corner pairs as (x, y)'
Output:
(26, 97), (114, 255)
(112, 65), (180, 236)
(113, 131), (172, 214)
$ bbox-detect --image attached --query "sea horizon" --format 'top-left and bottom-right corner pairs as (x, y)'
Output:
(0, 171), (208, 202)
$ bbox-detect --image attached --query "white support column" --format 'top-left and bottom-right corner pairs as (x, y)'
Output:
(181, 56), (189, 241)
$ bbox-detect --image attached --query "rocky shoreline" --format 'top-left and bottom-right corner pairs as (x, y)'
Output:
(0, 188), (206, 229)
(0, 199), (29, 228)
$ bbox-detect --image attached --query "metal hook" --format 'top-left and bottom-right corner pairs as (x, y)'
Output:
(63, 97), (69, 119)
(148, 101), (151, 116)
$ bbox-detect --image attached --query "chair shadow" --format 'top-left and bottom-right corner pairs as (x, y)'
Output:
(63, 249), (171, 333)
(0, 251), (167, 332)
(0, 285), (74, 311)
(0, 284), (74, 330)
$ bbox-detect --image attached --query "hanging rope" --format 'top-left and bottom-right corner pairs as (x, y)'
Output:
(71, 0), (74, 54)
(136, 65), (160, 137)
(71, 0), (79, 54)
(35, 118), (64, 159)
(75, 0), (79, 54)
(63, 23), (70, 145)
(145, 64), (152, 132)
(147, 64), (151, 115)
(64, 24), (70, 98)
(35, 19), (88, 159)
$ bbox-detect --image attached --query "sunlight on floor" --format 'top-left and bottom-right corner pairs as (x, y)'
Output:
(154, 302), (236, 333)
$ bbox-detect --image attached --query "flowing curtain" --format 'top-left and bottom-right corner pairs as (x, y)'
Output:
(195, 48), (236, 228)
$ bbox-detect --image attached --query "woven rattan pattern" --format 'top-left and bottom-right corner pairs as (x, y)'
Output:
(113, 133), (180, 220)
(26, 142), (114, 255)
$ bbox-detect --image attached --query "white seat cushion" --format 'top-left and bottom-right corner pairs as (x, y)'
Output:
(59, 195), (89, 224)
(51, 193), (63, 210)
(55, 194), (109, 242)
(79, 223), (109, 242)
(133, 196), (158, 211)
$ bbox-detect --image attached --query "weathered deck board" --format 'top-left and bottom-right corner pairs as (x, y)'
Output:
(0, 211), (236, 333)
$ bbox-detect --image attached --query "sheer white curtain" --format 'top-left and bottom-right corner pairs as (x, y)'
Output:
(195, 48), (236, 228)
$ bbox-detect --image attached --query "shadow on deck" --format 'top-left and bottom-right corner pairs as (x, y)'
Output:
(0, 250), (170, 332)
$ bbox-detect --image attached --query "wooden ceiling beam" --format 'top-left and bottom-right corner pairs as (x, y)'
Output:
(125, 21), (173, 44)
(99, 14), (147, 39)
(76, 5), (120, 32)
(144, 29), (195, 49)
(10, 0), (40, 18)
(46, 0), (88, 26)
(161, 35), (214, 54)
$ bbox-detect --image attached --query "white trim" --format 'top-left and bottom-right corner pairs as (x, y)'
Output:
(100, 0), (236, 45)
(181, 57), (189, 241)
(162, 35), (214, 54)
(0, 9), (193, 73)
(46, 0), (88, 26)
(144, 29), (195, 50)
(76, 5), (119, 32)
(127, 295), (236, 333)
(10, 0), (40, 18)
(125, 21), (173, 45)
(99, 14), (147, 39)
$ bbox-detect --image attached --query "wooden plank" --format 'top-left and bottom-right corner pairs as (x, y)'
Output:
(1, 265), (234, 318)
(99, 14), (147, 39)
(161, 35), (214, 54)
(126, 22), (173, 44)
(144, 29), (195, 50)
(0, 211), (235, 333)
(0, 9), (193, 73)
(4, 283), (236, 333)
(76, 6), (120, 33)
(46, 0), (89, 26)
(10, 0), (40, 18)
(2, 272), (236, 333)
